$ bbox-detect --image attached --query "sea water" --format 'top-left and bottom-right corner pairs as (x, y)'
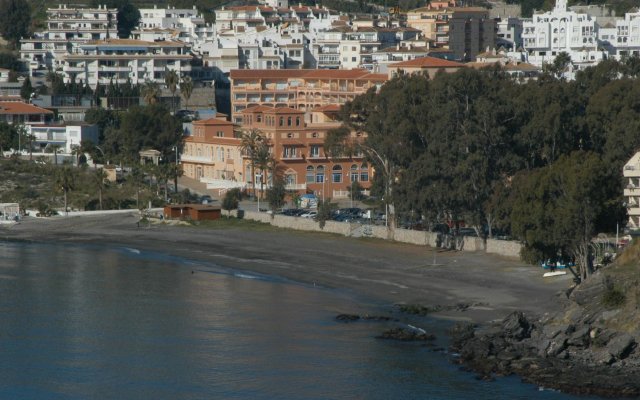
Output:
(0, 241), (597, 400)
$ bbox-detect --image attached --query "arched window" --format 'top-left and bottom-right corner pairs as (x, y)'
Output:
(350, 164), (358, 182)
(306, 165), (314, 183)
(279, 116), (284, 126)
(316, 165), (325, 183)
(296, 116), (301, 126)
(360, 163), (369, 182)
(332, 165), (342, 183)
(287, 116), (292, 126)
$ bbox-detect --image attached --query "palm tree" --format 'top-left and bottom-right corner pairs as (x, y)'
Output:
(93, 168), (108, 210)
(180, 76), (193, 111)
(70, 144), (83, 166)
(141, 81), (161, 105)
(240, 129), (264, 199)
(164, 69), (179, 112)
(55, 166), (76, 216)
(50, 144), (61, 165)
(254, 142), (275, 200)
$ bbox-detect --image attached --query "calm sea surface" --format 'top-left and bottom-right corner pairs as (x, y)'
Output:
(0, 241), (596, 400)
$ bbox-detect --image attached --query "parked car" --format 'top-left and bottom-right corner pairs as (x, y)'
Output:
(281, 208), (305, 216)
(300, 211), (317, 219)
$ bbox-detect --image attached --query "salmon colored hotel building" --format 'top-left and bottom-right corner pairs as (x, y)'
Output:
(181, 117), (244, 182)
(240, 105), (372, 199)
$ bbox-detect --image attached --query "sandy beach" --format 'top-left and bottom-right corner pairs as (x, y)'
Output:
(1, 213), (572, 324)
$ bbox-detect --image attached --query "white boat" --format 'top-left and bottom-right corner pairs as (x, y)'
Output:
(543, 271), (567, 277)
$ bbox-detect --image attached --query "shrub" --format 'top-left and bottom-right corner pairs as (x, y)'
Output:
(602, 286), (626, 308)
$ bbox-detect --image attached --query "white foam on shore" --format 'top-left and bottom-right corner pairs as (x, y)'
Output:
(123, 247), (141, 254)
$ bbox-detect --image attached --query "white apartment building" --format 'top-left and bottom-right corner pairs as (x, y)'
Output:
(137, 5), (215, 48)
(496, 17), (523, 50)
(604, 10), (640, 59)
(624, 151), (640, 230)
(20, 5), (118, 75)
(27, 123), (99, 154)
(521, 0), (607, 70)
(61, 39), (192, 88)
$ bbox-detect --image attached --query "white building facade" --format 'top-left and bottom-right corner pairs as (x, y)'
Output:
(522, 0), (607, 70)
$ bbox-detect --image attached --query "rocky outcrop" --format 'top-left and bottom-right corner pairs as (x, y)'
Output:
(450, 311), (640, 397)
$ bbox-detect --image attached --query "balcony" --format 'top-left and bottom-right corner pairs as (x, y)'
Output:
(180, 154), (215, 164)
(624, 188), (640, 197)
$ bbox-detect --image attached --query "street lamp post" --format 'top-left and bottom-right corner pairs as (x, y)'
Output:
(173, 145), (179, 194)
(322, 174), (326, 202)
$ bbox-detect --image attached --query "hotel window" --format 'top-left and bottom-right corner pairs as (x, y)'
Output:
(350, 164), (358, 182)
(283, 146), (297, 158)
(257, 114), (262, 123)
(216, 131), (224, 137)
(332, 165), (342, 183)
(316, 166), (325, 183)
(306, 166), (314, 183)
(296, 116), (301, 126)
(287, 116), (292, 126)
(285, 173), (296, 186)
(279, 117), (284, 126)
(360, 163), (369, 182)
(310, 145), (320, 158)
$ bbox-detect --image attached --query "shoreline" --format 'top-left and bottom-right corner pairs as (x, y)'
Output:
(0, 213), (572, 325)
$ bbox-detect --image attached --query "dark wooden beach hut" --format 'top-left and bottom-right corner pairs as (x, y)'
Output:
(163, 204), (222, 221)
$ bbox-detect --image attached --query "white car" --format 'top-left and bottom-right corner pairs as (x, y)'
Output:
(300, 211), (317, 219)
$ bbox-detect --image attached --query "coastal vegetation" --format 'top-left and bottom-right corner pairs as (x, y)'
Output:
(331, 59), (640, 280)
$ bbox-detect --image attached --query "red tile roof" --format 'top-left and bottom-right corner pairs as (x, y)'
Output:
(311, 104), (341, 112)
(241, 105), (277, 114)
(192, 117), (235, 126)
(263, 107), (305, 114)
(0, 101), (53, 115)
(389, 56), (465, 68)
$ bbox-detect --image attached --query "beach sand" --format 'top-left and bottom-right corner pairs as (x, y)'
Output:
(1, 213), (572, 324)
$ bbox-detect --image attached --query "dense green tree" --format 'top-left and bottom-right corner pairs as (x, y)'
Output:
(93, 0), (140, 38)
(0, 0), (31, 48)
(0, 51), (22, 71)
(103, 104), (182, 165)
(510, 152), (623, 282)
(222, 188), (242, 217)
(0, 122), (16, 156)
(266, 178), (286, 215)
(19, 77), (33, 102)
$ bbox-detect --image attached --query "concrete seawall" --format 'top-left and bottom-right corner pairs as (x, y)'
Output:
(239, 210), (522, 259)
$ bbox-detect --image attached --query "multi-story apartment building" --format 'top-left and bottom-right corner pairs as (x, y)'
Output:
(521, 0), (607, 70)
(181, 117), (244, 186)
(20, 5), (118, 75)
(406, 1), (495, 61)
(61, 39), (192, 88)
(600, 10), (640, 59)
(137, 5), (215, 48)
(496, 17), (523, 50)
(240, 105), (372, 198)
(623, 151), (640, 230)
(229, 69), (387, 123)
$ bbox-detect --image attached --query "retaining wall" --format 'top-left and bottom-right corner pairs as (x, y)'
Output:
(239, 210), (522, 259)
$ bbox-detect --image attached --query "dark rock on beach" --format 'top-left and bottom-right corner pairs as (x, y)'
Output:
(449, 310), (640, 397)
